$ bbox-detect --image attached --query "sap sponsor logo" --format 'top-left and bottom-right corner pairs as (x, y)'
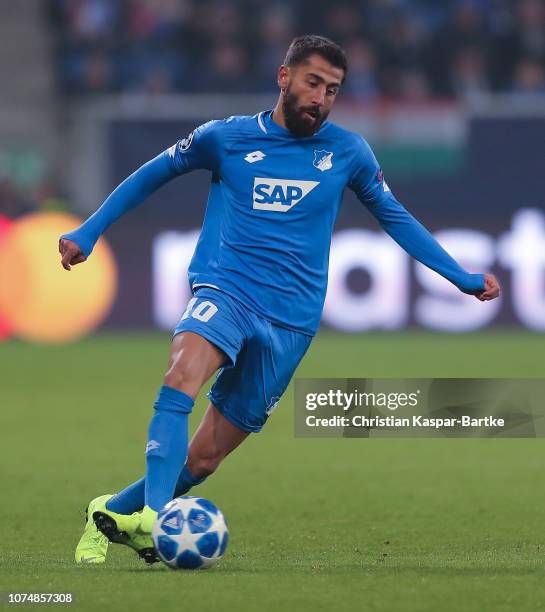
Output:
(252, 178), (319, 212)
(151, 209), (545, 332)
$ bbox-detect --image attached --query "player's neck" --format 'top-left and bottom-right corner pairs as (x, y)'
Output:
(271, 102), (287, 130)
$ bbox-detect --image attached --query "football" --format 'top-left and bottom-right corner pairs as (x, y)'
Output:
(152, 496), (229, 569)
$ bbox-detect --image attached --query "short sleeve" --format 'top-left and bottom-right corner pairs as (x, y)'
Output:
(166, 120), (224, 175)
(347, 135), (393, 209)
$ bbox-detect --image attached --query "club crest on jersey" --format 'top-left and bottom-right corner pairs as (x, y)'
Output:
(313, 150), (333, 172)
(253, 178), (319, 212)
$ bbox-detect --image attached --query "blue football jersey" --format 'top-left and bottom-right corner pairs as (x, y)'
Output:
(168, 110), (396, 335)
(167, 110), (484, 335)
(62, 109), (484, 335)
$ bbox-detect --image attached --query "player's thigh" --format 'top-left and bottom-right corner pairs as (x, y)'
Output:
(166, 288), (249, 397)
(208, 320), (313, 432)
(187, 403), (250, 472)
(165, 332), (227, 396)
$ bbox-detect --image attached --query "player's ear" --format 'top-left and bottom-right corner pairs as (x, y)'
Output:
(277, 65), (289, 91)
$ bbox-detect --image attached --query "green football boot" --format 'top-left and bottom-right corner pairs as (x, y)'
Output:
(139, 505), (158, 535)
(93, 503), (159, 564)
(75, 494), (113, 564)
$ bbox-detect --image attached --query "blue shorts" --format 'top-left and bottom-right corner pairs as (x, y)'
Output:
(173, 287), (312, 433)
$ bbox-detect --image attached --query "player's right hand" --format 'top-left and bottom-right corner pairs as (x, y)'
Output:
(59, 238), (87, 271)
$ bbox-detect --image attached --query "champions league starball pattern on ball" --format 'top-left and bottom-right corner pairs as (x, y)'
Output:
(152, 496), (229, 569)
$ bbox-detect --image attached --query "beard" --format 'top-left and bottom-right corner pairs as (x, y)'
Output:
(282, 86), (328, 137)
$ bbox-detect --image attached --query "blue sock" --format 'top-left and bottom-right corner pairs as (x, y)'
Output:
(106, 477), (145, 514)
(106, 464), (207, 514)
(174, 464), (208, 497)
(144, 385), (193, 511)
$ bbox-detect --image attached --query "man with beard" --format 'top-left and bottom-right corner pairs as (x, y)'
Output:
(60, 34), (500, 564)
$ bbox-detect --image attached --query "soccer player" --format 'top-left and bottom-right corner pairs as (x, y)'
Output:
(60, 35), (500, 564)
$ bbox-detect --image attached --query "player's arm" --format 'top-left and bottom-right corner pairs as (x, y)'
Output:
(59, 121), (222, 270)
(348, 136), (500, 301)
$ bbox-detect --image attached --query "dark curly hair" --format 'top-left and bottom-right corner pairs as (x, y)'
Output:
(284, 35), (348, 82)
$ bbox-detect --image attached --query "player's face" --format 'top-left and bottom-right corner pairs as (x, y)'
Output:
(280, 54), (344, 137)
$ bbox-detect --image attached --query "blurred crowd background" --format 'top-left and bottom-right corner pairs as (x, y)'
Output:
(2, 0), (545, 226)
(47, 0), (545, 100)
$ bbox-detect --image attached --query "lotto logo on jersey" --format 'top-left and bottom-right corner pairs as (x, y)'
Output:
(253, 178), (319, 212)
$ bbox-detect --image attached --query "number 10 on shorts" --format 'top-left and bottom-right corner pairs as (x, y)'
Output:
(181, 297), (218, 323)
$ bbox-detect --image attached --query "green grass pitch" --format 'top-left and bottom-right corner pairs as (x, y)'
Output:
(1, 330), (545, 611)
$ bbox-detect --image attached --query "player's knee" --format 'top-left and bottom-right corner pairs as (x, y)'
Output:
(164, 352), (205, 395)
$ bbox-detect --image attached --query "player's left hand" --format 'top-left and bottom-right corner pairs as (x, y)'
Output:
(474, 273), (500, 301)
